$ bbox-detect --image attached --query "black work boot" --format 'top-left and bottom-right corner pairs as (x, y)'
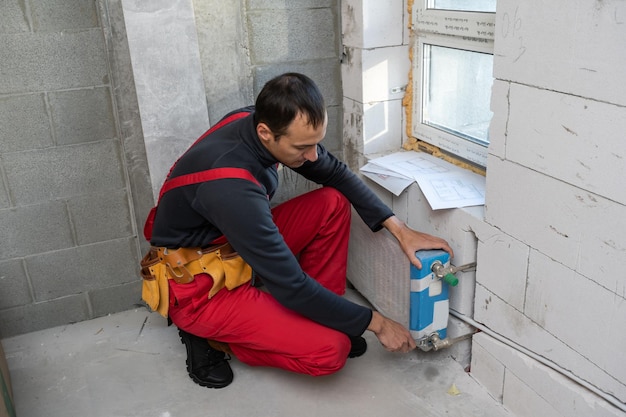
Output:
(348, 335), (367, 358)
(178, 329), (234, 388)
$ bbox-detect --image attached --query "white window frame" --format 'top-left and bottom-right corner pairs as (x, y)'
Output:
(411, 2), (495, 167)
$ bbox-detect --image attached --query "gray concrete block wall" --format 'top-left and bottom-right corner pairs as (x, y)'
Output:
(193, 0), (343, 156)
(247, 0), (344, 203)
(0, 0), (151, 337)
(193, 0), (344, 205)
(0, 0), (344, 337)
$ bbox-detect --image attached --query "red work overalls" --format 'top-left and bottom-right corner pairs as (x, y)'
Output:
(167, 187), (354, 376)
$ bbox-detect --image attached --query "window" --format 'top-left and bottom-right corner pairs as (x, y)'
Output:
(410, 1), (495, 168)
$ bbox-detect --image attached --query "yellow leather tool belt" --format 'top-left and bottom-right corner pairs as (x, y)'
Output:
(140, 243), (253, 317)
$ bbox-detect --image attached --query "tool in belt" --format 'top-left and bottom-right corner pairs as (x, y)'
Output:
(140, 243), (242, 285)
(140, 243), (253, 317)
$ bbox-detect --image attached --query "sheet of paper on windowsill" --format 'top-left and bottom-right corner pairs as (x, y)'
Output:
(360, 151), (485, 210)
(360, 162), (414, 196)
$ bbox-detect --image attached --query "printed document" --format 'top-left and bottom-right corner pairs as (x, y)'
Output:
(360, 151), (485, 210)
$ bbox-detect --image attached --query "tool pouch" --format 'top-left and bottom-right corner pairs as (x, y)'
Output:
(139, 244), (253, 317)
(140, 248), (170, 317)
(209, 246), (253, 298)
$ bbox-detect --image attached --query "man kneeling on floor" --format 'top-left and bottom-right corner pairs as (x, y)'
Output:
(141, 72), (453, 388)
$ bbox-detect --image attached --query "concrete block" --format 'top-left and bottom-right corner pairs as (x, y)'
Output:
(67, 190), (133, 245)
(193, 0), (254, 124)
(470, 334), (505, 402)
(122, 0), (211, 197)
(447, 226), (479, 316)
(486, 156), (626, 291)
(362, 100), (403, 155)
(247, 8), (338, 64)
(392, 182), (422, 233)
(4, 140), (125, 206)
(503, 370), (562, 417)
(487, 80), (509, 159)
(0, 0), (29, 33)
(474, 331), (625, 417)
(341, 47), (365, 103)
(27, 238), (139, 302)
(342, 0), (404, 48)
(89, 281), (143, 318)
(449, 268), (476, 316)
(526, 251), (626, 392)
(0, 202), (74, 261)
(342, 45), (410, 104)
(402, 182), (484, 258)
(254, 61), (342, 107)
(341, 0), (364, 48)
(0, 30), (108, 94)
(343, 97), (365, 165)
(474, 284), (626, 404)
(506, 83), (626, 205)
(476, 228), (529, 311)
(402, 0), (410, 46)
(99, 0), (154, 246)
(576, 198), (626, 294)
(444, 316), (474, 361)
(361, 175), (393, 209)
(29, 0), (98, 31)
(362, 45), (410, 103)
(484, 156), (579, 268)
(0, 295), (91, 338)
(404, 183), (438, 231)
(494, 0), (626, 106)
(48, 87), (117, 146)
(0, 94), (53, 153)
(324, 105), (343, 155)
(0, 260), (33, 309)
(0, 181), (8, 209)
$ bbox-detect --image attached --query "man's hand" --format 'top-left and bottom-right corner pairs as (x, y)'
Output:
(367, 311), (416, 353)
(382, 215), (454, 269)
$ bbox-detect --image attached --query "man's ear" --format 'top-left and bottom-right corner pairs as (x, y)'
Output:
(256, 123), (274, 144)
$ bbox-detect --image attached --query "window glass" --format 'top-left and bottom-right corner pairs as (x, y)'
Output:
(422, 44), (493, 146)
(428, 0), (496, 13)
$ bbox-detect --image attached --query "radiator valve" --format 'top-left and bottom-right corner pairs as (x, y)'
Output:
(430, 260), (477, 286)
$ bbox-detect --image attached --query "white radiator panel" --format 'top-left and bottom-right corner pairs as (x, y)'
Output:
(347, 210), (410, 328)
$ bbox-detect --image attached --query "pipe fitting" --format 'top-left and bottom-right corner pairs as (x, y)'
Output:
(429, 332), (453, 351)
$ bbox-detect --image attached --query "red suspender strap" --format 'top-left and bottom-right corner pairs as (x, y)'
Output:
(159, 167), (260, 198)
(143, 111), (257, 241)
(190, 111), (250, 147)
(161, 111), (251, 185)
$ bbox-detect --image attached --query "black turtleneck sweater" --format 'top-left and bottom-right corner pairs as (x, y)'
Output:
(151, 107), (394, 337)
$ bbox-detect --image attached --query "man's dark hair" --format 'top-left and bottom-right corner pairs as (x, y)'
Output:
(254, 73), (326, 139)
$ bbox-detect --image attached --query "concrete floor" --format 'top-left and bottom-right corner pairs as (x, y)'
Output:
(2, 291), (512, 417)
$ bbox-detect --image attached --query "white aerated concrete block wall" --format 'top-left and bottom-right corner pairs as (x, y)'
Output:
(341, 0), (409, 157)
(472, 333), (624, 417)
(345, 0), (626, 416)
(475, 1), (626, 414)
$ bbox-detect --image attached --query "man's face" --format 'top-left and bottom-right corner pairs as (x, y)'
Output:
(257, 112), (328, 168)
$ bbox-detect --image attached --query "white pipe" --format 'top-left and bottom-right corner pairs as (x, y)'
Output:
(449, 309), (626, 413)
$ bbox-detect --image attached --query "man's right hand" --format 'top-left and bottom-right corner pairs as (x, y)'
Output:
(367, 311), (416, 353)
